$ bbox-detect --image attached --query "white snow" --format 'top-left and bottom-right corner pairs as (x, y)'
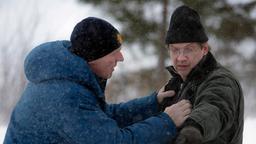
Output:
(0, 125), (7, 143)
(243, 117), (256, 144)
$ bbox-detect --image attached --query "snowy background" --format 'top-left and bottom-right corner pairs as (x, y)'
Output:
(0, 0), (255, 143)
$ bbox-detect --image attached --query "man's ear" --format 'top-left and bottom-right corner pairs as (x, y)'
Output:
(202, 42), (209, 55)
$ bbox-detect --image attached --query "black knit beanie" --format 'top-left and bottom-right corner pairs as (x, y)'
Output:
(70, 17), (122, 61)
(165, 5), (208, 44)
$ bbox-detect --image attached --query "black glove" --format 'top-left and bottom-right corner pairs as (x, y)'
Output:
(174, 126), (203, 144)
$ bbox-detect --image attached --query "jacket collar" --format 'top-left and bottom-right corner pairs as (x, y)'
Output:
(167, 52), (218, 83)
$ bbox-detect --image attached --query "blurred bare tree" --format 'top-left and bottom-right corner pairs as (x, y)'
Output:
(0, 2), (41, 125)
(80, 0), (256, 116)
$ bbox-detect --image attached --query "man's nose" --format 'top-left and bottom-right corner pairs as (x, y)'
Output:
(116, 51), (124, 62)
(176, 53), (187, 61)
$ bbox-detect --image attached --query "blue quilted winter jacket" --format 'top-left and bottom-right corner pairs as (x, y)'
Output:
(4, 40), (176, 144)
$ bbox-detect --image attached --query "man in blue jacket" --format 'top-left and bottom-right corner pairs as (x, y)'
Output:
(4, 17), (191, 144)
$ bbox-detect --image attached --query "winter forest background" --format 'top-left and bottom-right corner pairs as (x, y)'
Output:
(0, 0), (256, 143)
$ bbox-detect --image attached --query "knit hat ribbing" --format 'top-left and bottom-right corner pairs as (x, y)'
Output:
(70, 17), (122, 61)
(165, 5), (208, 44)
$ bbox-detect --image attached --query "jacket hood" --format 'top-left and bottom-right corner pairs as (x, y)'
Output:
(24, 40), (104, 98)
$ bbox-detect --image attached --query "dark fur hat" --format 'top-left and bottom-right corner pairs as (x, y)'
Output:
(165, 5), (208, 44)
(70, 17), (122, 61)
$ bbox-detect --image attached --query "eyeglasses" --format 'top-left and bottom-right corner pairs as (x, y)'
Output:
(169, 46), (201, 57)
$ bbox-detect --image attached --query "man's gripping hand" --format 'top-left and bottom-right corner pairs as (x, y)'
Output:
(175, 126), (203, 144)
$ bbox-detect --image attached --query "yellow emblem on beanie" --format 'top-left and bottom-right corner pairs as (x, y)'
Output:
(117, 34), (123, 44)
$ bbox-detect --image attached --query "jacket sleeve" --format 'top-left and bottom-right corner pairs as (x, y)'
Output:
(58, 95), (177, 144)
(189, 74), (241, 141)
(104, 92), (161, 128)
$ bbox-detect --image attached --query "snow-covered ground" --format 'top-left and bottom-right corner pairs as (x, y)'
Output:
(243, 117), (256, 144)
(0, 117), (255, 143)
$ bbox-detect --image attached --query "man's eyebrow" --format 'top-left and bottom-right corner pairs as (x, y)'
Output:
(184, 43), (195, 47)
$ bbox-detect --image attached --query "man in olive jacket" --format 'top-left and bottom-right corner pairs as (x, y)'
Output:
(161, 5), (244, 144)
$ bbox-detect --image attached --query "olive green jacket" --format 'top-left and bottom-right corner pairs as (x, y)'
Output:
(167, 52), (244, 144)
